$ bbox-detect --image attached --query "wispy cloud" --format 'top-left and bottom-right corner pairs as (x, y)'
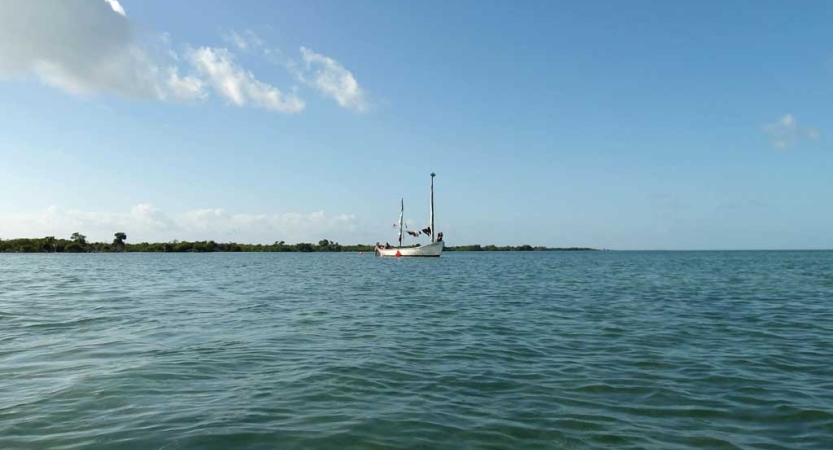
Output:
(223, 29), (264, 52)
(763, 114), (821, 149)
(0, 204), (358, 244)
(299, 47), (370, 112)
(188, 47), (304, 113)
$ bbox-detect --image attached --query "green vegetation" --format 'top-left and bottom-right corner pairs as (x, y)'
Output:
(113, 232), (127, 250)
(0, 233), (597, 253)
(0, 236), (367, 253)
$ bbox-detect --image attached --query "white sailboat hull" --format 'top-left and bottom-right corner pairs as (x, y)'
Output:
(375, 241), (444, 257)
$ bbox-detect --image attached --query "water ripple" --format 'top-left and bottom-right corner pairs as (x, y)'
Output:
(1, 251), (832, 449)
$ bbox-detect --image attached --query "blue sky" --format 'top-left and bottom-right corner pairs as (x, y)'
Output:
(0, 0), (831, 249)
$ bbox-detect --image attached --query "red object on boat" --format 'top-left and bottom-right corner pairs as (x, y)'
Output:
(395, 251), (401, 257)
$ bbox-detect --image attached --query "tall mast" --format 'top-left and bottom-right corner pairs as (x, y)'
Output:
(398, 198), (404, 248)
(430, 172), (435, 243)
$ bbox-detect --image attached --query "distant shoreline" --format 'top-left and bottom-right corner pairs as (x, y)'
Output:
(0, 236), (598, 253)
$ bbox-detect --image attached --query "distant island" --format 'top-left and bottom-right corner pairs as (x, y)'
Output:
(0, 233), (598, 253)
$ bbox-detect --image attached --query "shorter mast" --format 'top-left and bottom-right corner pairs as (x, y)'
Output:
(398, 198), (404, 248)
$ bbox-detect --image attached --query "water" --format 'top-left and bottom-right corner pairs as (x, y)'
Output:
(1, 251), (831, 449)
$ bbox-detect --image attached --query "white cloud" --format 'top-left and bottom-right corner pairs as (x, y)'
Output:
(103, 0), (126, 17)
(0, 205), (359, 244)
(188, 47), (305, 113)
(0, 0), (205, 101)
(299, 47), (369, 112)
(763, 113), (820, 150)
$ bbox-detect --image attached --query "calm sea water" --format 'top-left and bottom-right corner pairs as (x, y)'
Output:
(1, 251), (831, 449)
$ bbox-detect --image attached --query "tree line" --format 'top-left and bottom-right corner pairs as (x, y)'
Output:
(0, 234), (367, 253)
(0, 233), (596, 253)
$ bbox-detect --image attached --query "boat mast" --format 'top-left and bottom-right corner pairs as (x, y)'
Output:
(398, 197), (404, 248)
(430, 172), (435, 243)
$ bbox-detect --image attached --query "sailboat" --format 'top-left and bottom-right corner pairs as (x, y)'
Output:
(375, 172), (444, 257)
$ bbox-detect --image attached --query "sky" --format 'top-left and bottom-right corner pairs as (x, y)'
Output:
(0, 0), (831, 250)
